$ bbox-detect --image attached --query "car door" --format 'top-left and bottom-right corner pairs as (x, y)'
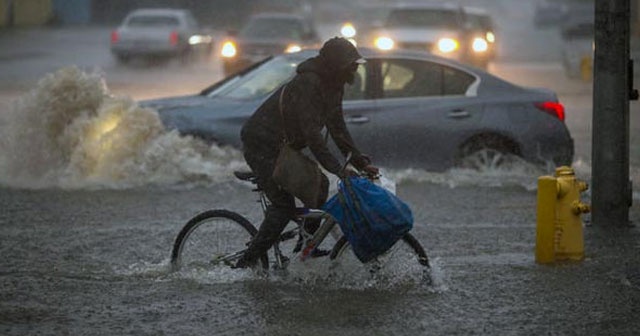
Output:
(349, 57), (484, 170)
(330, 61), (380, 160)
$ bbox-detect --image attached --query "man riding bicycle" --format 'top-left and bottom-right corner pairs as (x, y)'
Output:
(235, 37), (379, 268)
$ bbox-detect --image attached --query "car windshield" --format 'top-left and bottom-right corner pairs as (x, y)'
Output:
(206, 56), (299, 100)
(240, 18), (305, 39)
(466, 14), (493, 30)
(385, 9), (459, 29)
(127, 15), (180, 27)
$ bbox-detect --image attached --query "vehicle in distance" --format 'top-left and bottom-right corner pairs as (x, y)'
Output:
(463, 6), (498, 65)
(340, 3), (496, 68)
(560, 18), (594, 81)
(142, 48), (573, 172)
(220, 13), (320, 76)
(110, 8), (213, 64)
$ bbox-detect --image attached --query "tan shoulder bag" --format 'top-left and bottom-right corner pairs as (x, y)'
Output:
(271, 85), (323, 206)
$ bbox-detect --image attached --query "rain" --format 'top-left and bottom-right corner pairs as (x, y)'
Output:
(1, 0), (639, 335)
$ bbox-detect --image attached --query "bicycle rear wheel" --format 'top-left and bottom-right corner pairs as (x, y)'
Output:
(329, 233), (430, 268)
(170, 209), (269, 270)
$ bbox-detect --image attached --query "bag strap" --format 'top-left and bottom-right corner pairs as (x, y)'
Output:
(278, 85), (291, 144)
(337, 184), (358, 234)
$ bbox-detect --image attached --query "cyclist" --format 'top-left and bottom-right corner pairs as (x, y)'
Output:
(235, 37), (379, 268)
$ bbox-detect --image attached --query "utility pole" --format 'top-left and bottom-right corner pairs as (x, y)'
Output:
(592, 0), (636, 227)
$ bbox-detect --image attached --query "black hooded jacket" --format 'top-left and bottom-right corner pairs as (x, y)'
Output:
(240, 40), (369, 176)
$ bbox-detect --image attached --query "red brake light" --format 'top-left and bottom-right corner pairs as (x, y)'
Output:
(111, 31), (119, 44)
(169, 31), (179, 46)
(535, 102), (565, 122)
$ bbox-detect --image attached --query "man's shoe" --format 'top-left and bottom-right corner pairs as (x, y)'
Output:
(232, 256), (257, 269)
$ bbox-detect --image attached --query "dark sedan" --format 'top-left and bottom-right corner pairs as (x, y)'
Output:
(143, 48), (573, 172)
(219, 13), (320, 76)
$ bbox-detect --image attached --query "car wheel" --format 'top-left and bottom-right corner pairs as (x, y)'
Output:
(456, 135), (521, 172)
(458, 147), (508, 171)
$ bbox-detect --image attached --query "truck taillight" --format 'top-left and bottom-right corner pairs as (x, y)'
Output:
(535, 102), (565, 122)
(169, 31), (179, 46)
(111, 31), (119, 44)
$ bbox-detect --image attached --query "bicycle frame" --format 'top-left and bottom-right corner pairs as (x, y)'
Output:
(255, 185), (341, 269)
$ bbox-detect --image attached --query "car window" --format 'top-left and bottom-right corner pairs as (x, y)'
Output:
(343, 65), (367, 100)
(385, 9), (460, 29)
(240, 18), (305, 39)
(127, 15), (180, 27)
(466, 13), (493, 30)
(379, 59), (475, 98)
(207, 57), (298, 100)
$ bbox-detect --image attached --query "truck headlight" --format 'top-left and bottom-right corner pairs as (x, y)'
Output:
(221, 41), (237, 58)
(472, 37), (489, 53)
(437, 38), (459, 53)
(374, 36), (394, 51)
(486, 31), (495, 43)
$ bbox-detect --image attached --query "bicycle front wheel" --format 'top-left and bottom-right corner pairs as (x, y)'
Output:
(170, 210), (269, 270)
(329, 233), (430, 268)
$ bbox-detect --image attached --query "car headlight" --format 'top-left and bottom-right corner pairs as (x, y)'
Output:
(374, 36), (394, 51)
(472, 37), (489, 53)
(221, 41), (237, 58)
(285, 44), (302, 53)
(437, 38), (459, 53)
(341, 22), (356, 38)
(189, 35), (212, 45)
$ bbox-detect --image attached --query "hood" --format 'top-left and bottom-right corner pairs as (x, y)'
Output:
(140, 94), (256, 133)
(140, 95), (210, 111)
(296, 37), (364, 87)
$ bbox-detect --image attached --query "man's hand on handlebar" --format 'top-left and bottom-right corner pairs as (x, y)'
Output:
(341, 165), (380, 180)
(361, 164), (380, 179)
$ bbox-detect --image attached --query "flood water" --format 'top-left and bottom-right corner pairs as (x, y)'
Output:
(2, 0), (640, 334)
(0, 69), (638, 334)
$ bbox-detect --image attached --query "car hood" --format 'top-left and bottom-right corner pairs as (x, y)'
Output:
(375, 28), (461, 42)
(141, 95), (212, 112)
(140, 94), (259, 136)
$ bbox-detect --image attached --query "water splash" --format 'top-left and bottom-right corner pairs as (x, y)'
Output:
(0, 67), (245, 189)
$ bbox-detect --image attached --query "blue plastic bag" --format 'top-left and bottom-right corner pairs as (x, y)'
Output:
(322, 176), (413, 263)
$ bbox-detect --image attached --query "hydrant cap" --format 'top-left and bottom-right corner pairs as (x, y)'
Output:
(555, 166), (575, 177)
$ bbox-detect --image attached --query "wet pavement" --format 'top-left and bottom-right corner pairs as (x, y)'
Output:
(1, 180), (639, 335)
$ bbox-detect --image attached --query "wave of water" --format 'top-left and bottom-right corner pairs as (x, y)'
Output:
(0, 67), (245, 189)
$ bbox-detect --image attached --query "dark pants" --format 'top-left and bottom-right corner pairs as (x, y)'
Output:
(236, 142), (329, 268)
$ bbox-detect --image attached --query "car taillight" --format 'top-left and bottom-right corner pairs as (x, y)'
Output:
(535, 101), (565, 122)
(111, 31), (119, 44)
(169, 31), (179, 46)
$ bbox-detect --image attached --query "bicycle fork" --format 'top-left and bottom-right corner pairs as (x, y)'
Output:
(300, 212), (337, 261)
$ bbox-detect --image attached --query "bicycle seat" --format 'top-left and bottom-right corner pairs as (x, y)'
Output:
(234, 170), (257, 182)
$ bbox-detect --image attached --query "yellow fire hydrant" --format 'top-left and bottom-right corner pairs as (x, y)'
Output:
(536, 166), (590, 264)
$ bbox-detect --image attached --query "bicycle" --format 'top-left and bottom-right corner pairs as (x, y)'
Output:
(170, 170), (431, 275)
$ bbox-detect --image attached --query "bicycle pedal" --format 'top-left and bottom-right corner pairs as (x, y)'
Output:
(306, 248), (330, 259)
